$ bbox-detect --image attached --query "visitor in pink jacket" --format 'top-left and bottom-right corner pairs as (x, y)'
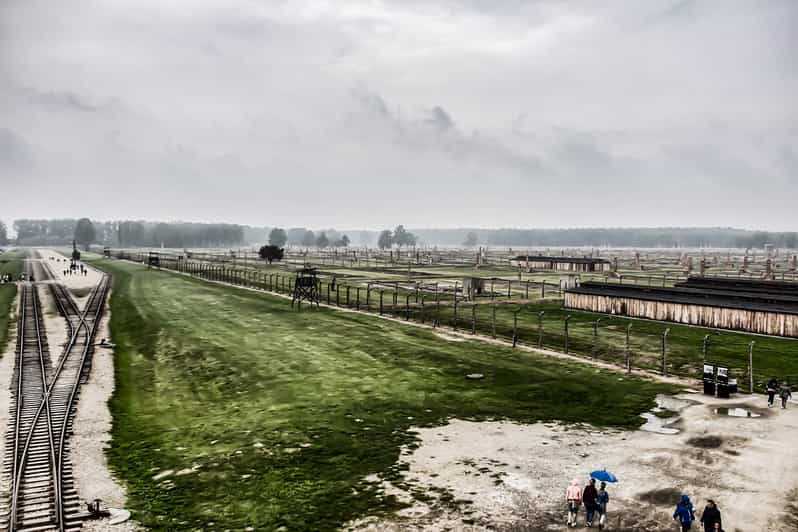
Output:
(566, 479), (583, 527)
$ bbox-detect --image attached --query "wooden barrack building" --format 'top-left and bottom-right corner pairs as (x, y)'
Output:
(564, 279), (798, 338)
(511, 255), (611, 272)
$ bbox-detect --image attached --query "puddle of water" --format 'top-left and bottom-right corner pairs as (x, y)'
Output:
(639, 413), (680, 435)
(714, 407), (761, 418)
(655, 395), (695, 411)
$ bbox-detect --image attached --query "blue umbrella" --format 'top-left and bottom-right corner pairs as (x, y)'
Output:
(590, 469), (618, 483)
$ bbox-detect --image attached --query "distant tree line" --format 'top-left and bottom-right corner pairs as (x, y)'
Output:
(9, 219), (796, 249)
(282, 227), (351, 248)
(409, 228), (798, 249)
(0, 220), (8, 246)
(12, 218), (246, 247)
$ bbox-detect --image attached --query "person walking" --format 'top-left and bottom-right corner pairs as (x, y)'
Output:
(583, 478), (598, 527)
(565, 479), (582, 528)
(673, 494), (695, 531)
(767, 377), (779, 407)
(699, 499), (721, 532)
(780, 385), (792, 409)
(596, 481), (609, 530)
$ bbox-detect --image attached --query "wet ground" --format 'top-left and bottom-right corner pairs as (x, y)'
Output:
(349, 391), (798, 531)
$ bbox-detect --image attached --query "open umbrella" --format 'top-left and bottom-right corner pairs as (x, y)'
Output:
(590, 469), (618, 483)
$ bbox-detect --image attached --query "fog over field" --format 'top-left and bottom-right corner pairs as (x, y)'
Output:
(1, 0), (796, 230)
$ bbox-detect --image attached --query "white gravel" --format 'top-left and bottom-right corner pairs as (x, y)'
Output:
(71, 287), (141, 531)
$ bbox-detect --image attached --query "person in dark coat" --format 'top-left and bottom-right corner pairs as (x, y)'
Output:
(780, 385), (792, 409)
(673, 494), (695, 531)
(596, 482), (609, 530)
(767, 377), (779, 407)
(699, 499), (721, 532)
(582, 478), (598, 527)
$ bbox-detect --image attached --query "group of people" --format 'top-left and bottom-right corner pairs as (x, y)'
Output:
(674, 495), (723, 532)
(766, 377), (793, 408)
(0, 273), (13, 284)
(62, 264), (88, 277)
(566, 483), (725, 531)
(565, 478), (610, 529)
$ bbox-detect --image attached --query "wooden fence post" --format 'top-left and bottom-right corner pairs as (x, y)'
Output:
(564, 315), (572, 354)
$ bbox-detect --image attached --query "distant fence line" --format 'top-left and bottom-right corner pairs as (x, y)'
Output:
(105, 251), (782, 392)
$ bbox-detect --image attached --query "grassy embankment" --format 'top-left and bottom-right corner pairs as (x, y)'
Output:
(424, 300), (798, 385)
(190, 262), (798, 386)
(90, 258), (674, 531)
(0, 250), (25, 350)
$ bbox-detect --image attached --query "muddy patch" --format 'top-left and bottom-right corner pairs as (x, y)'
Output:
(686, 435), (723, 449)
(637, 487), (682, 506)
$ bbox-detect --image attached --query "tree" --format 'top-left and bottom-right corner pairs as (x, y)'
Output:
(378, 230), (393, 250)
(268, 227), (287, 247)
(74, 218), (96, 250)
(393, 225), (417, 248)
(333, 234), (351, 247)
(0, 221), (8, 246)
(301, 230), (316, 247)
(258, 245), (284, 264)
(463, 231), (478, 246)
(316, 232), (329, 248)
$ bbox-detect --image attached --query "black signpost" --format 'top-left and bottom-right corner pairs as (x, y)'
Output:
(703, 364), (716, 396)
(716, 365), (730, 398)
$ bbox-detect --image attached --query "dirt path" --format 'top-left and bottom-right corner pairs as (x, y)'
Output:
(348, 392), (797, 531)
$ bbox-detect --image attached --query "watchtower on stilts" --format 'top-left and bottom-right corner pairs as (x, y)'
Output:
(147, 251), (161, 269)
(291, 267), (320, 308)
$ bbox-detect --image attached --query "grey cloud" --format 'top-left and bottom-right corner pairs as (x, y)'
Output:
(0, 128), (34, 170)
(426, 106), (454, 131)
(0, 0), (795, 230)
(350, 88), (543, 176)
(21, 87), (98, 112)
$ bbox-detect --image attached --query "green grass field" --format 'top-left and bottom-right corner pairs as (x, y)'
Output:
(90, 258), (674, 531)
(421, 299), (798, 387)
(0, 250), (24, 350)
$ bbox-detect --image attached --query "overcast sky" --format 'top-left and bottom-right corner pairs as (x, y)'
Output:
(1, 0), (796, 231)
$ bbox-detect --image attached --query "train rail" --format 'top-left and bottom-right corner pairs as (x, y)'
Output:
(1, 258), (110, 532)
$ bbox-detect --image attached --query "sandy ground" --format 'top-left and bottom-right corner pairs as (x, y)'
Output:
(73, 289), (140, 532)
(348, 392), (798, 532)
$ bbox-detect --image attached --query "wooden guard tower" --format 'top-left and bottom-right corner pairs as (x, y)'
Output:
(291, 267), (320, 308)
(147, 251), (161, 269)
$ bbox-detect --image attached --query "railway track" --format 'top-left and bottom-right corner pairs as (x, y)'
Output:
(0, 258), (110, 532)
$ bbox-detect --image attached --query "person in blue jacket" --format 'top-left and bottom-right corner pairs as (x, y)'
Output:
(673, 494), (696, 531)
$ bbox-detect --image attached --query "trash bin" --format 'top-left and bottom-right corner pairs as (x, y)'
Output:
(703, 364), (716, 396)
